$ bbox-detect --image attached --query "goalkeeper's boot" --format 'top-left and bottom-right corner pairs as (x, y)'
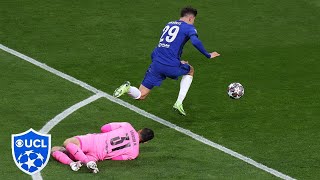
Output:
(113, 81), (130, 98)
(70, 161), (82, 171)
(173, 101), (186, 116)
(86, 161), (99, 173)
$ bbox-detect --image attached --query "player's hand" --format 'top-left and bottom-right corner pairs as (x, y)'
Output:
(210, 52), (220, 58)
(181, 60), (189, 64)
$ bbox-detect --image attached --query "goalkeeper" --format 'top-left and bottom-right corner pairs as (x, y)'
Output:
(51, 122), (154, 173)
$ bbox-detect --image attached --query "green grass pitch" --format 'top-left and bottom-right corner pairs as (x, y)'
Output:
(1, 0), (320, 179)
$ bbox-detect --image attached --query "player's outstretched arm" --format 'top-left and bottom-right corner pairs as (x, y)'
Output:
(190, 35), (220, 59)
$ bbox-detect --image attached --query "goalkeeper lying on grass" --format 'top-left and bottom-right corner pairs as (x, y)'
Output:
(51, 122), (154, 173)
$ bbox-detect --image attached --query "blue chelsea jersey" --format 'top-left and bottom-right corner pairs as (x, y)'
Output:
(152, 20), (198, 66)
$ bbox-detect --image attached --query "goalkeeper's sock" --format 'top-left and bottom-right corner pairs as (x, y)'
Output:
(66, 143), (90, 164)
(177, 75), (193, 103)
(128, 86), (141, 99)
(52, 151), (73, 165)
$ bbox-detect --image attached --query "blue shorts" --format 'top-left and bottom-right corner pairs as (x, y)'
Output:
(141, 61), (190, 89)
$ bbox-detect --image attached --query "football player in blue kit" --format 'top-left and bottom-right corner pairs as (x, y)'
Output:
(113, 6), (220, 116)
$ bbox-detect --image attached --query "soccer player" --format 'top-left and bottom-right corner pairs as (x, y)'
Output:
(51, 122), (154, 173)
(113, 6), (220, 116)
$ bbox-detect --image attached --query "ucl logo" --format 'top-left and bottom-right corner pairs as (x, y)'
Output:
(11, 129), (51, 175)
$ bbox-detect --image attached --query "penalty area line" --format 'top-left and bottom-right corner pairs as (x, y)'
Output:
(32, 93), (104, 180)
(0, 44), (295, 180)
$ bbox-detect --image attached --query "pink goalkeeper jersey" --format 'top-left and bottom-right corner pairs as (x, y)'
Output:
(85, 122), (140, 161)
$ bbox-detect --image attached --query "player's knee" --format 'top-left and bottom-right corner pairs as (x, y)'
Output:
(63, 137), (78, 147)
(188, 66), (194, 76)
(51, 146), (61, 153)
(139, 94), (147, 100)
(63, 139), (71, 147)
(138, 87), (150, 100)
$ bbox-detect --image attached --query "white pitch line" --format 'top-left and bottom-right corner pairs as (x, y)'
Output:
(0, 44), (296, 180)
(39, 93), (103, 134)
(31, 172), (42, 180)
(32, 93), (104, 180)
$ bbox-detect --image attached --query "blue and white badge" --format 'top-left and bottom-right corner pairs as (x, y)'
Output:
(12, 129), (51, 175)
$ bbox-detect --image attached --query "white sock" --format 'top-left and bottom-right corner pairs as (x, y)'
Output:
(128, 86), (141, 99)
(177, 75), (193, 103)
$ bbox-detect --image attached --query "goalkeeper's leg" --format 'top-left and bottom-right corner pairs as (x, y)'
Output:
(51, 146), (82, 171)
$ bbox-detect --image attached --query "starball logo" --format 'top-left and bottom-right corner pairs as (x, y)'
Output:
(12, 129), (51, 175)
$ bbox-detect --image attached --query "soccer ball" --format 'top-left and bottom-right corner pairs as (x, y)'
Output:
(227, 82), (244, 99)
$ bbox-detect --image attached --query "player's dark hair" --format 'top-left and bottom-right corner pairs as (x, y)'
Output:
(180, 6), (197, 17)
(140, 128), (154, 143)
